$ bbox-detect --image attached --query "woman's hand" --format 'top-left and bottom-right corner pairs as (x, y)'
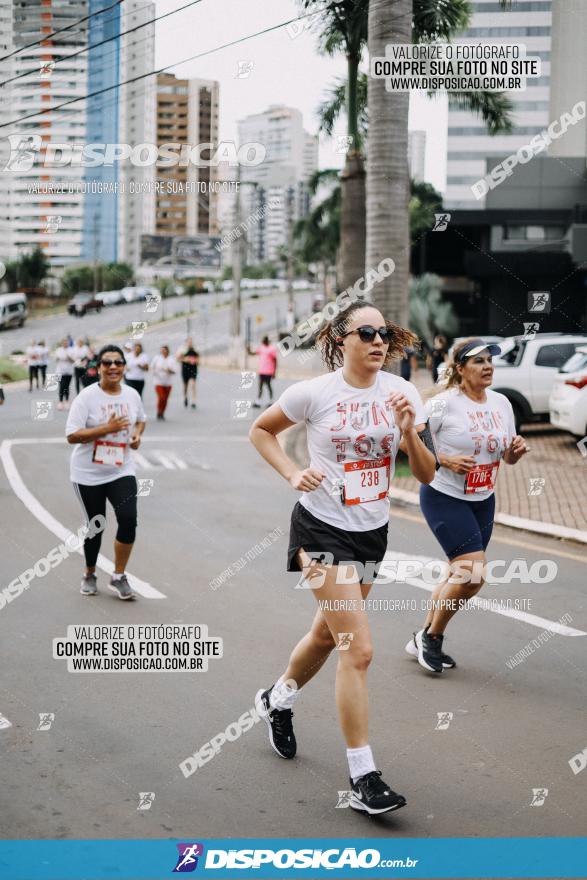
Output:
(289, 468), (325, 492)
(129, 431), (142, 450)
(504, 435), (529, 464)
(388, 392), (416, 434)
(443, 454), (476, 474)
(105, 413), (130, 434)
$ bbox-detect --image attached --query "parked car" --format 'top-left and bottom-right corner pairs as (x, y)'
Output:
(490, 333), (587, 430)
(95, 290), (123, 306)
(120, 287), (142, 303)
(67, 292), (102, 316)
(549, 345), (587, 437)
(0, 292), (27, 329)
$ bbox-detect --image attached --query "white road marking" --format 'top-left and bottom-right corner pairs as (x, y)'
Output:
(166, 452), (188, 470)
(0, 713), (12, 730)
(6, 436), (248, 444)
(132, 452), (153, 470)
(384, 550), (586, 637)
(153, 451), (178, 469)
(0, 439), (166, 599)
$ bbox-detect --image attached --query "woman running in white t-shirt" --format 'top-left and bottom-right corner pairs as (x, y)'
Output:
(405, 338), (529, 674)
(249, 302), (436, 815)
(66, 344), (146, 600)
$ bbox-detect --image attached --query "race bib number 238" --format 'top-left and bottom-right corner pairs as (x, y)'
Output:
(343, 456), (391, 506)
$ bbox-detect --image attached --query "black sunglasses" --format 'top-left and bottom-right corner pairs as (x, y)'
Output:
(340, 325), (393, 344)
(100, 358), (125, 367)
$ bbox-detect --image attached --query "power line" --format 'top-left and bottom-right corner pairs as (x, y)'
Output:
(0, 0), (204, 89)
(0, 12), (316, 130)
(0, 0), (124, 63)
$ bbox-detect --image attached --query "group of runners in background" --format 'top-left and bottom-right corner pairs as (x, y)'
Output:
(26, 336), (201, 418)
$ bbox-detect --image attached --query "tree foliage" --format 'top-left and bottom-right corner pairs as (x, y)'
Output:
(409, 273), (459, 347)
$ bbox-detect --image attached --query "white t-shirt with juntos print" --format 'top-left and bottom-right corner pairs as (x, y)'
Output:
(66, 383), (146, 485)
(426, 387), (516, 501)
(278, 368), (426, 531)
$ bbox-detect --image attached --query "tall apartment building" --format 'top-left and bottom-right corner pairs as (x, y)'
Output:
(446, 0), (553, 209)
(154, 74), (220, 238)
(116, 0), (156, 267)
(408, 130), (426, 182)
(236, 105), (318, 263)
(548, 0), (587, 158)
(0, 0), (89, 266)
(83, 0), (156, 267)
(0, 0), (156, 270)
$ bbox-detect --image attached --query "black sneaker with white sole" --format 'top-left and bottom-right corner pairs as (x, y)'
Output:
(255, 687), (296, 759)
(350, 771), (406, 815)
(108, 574), (136, 601)
(415, 627), (443, 673)
(406, 628), (456, 669)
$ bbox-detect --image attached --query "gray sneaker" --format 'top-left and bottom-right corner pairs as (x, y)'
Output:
(80, 573), (98, 596)
(108, 574), (136, 601)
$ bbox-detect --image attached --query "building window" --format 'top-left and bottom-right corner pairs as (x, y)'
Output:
(466, 26), (550, 36)
(502, 225), (566, 241)
(473, 1), (551, 10)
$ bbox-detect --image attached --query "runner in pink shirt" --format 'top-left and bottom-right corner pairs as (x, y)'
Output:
(252, 336), (278, 408)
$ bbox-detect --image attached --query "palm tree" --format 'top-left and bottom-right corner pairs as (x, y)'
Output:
(301, 0), (368, 291)
(367, 0), (513, 326)
(294, 169), (341, 297)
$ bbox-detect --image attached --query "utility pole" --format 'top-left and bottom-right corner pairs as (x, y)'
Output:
(286, 186), (295, 314)
(93, 212), (99, 294)
(229, 165), (244, 367)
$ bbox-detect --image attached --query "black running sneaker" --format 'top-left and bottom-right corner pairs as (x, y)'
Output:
(350, 771), (406, 815)
(255, 687), (297, 759)
(415, 627), (444, 673)
(406, 629), (456, 669)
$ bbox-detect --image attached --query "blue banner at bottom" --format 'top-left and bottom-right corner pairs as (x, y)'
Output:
(0, 838), (585, 879)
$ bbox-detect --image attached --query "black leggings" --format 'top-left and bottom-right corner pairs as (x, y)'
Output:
(74, 476), (138, 567)
(125, 378), (145, 397)
(74, 367), (86, 394)
(59, 374), (72, 402)
(258, 374), (273, 400)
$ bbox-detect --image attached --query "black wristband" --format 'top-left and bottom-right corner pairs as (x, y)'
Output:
(419, 423), (441, 470)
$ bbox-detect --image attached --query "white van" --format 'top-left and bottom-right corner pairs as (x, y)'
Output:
(0, 293), (27, 329)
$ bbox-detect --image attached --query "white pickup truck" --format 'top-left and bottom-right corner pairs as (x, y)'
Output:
(490, 333), (587, 430)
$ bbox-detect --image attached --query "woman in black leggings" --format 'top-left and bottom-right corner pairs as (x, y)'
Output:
(66, 344), (146, 600)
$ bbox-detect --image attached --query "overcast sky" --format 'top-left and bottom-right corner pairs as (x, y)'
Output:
(154, 0), (447, 192)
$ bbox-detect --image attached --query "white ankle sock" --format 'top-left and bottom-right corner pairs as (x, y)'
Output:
(347, 745), (376, 783)
(269, 677), (299, 710)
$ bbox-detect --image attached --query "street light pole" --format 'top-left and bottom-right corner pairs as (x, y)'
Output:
(286, 185), (295, 314)
(229, 166), (246, 368)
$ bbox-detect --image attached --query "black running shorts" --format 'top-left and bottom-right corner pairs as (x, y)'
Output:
(287, 501), (388, 583)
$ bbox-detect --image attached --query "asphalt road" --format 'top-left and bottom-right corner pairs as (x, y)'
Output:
(0, 287), (316, 356)
(0, 350), (586, 843)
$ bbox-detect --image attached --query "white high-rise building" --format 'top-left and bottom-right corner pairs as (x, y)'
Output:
(548, 0), (587, 158)
(0, 0), (88, 266)
(117, 0), (156, 267)
(446, 0), (552, 209)
(237, 105), (318, 263)
(408, 131), (426, 182)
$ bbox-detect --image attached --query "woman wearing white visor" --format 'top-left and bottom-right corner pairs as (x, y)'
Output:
(406, 338), (529, 674)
